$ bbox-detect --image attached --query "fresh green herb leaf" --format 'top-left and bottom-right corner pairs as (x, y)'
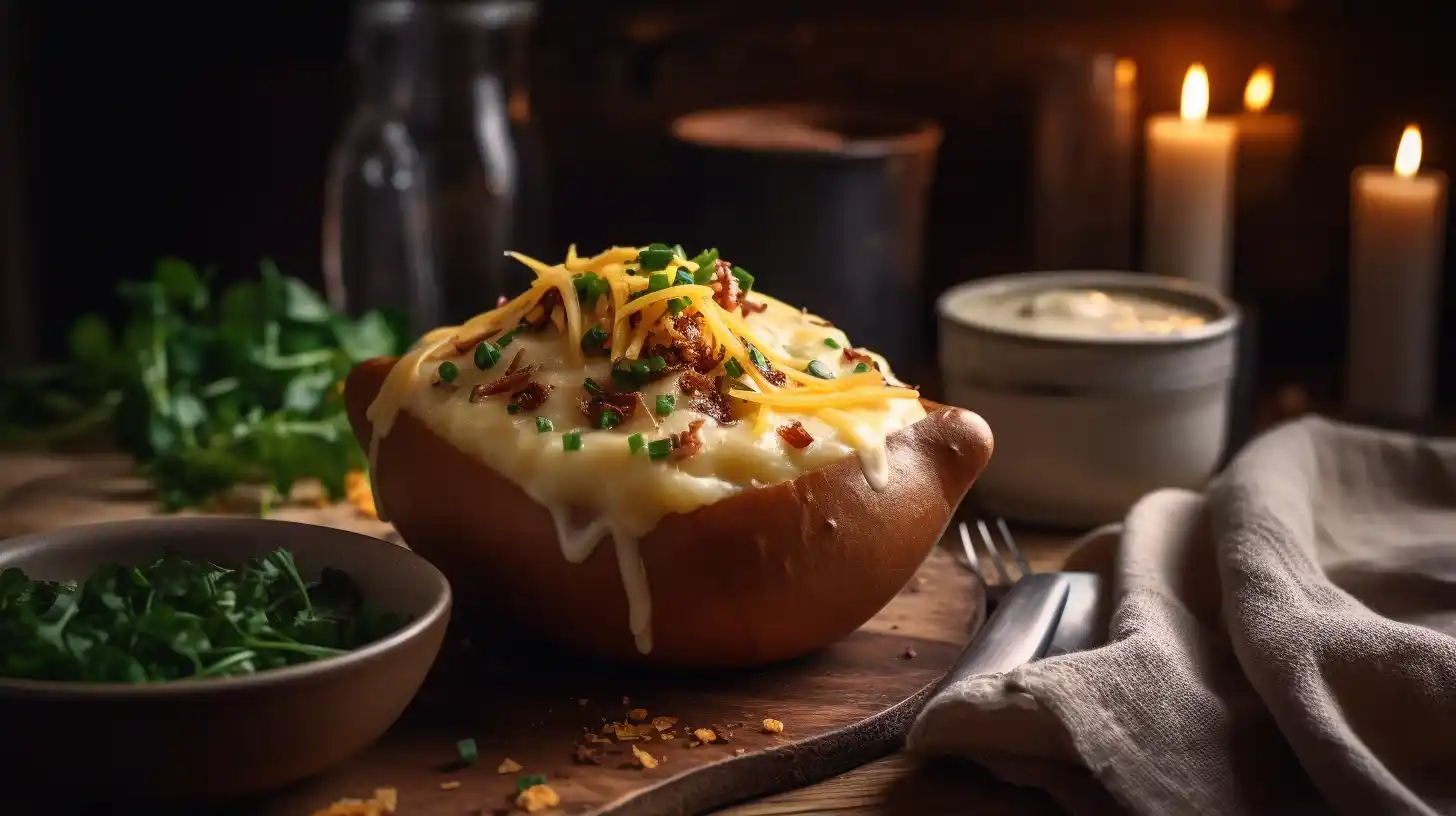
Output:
(474, 340), (502, 370)
(655, 395), (675, 416)
(583, 378), (602, 396)
(562, 431), (583, 452)
(667, 297), (689, 316)
(688, 248), (719, 270)
(597, 408), (622, 430)
(693, 267), (716, 286)
(730, 266), (754, 294)
(647, 272), (670, 293)
(647, 438), (673, 461)
(823, 337), (841, 349)
(581, 325), (610, 355)
(854, 361), (870, 374)
(0, 548), (407, 683)
(628, 432), (645, 454)
(673, 268), (694, 287)
(638, 246), (675, 273)
(724, 358), (744, 379)
(535, 416), (553, 433)
(647, 356), (668, 372)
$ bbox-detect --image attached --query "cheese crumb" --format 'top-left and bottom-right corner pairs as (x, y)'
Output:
(693, 728), (716, 743)
(632, 744), (659, 769)
(762, 718), (784, 734)
(440, 781), (461, 791)
(498, 757), (523, 774)
(516, 784), (561, 812)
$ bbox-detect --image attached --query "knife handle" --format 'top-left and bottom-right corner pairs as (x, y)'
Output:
(931, 573), (1071, 694)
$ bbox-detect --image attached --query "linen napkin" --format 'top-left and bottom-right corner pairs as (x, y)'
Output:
(907, 415), (1456, 816)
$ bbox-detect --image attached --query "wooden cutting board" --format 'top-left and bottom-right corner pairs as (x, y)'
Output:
(0, 454), (985, 816)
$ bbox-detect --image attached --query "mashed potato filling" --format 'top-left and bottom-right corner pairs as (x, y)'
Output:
(366, 246), (925, 654)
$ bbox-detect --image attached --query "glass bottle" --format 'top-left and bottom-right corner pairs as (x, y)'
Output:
(412, 0), (545, 316)
(322, 0), (440, 335)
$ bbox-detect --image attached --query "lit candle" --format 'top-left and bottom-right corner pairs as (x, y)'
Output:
(1144, 64), (1237, 293)
(1230, 64), (1302, 203)
(1347, 125), (1448, 420)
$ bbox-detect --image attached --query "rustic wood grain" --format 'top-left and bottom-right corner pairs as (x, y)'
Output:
(0, 454), (1079, 816)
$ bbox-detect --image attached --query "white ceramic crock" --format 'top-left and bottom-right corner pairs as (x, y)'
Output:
(937, 271), (1240, 528)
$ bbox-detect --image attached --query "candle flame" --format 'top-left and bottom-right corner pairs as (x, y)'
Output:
(1244, 64), (1274, 112)
(1395, 125), (1422, 177)
(1114, 58), (1137, 88)
(1180, 64), (1209, 122)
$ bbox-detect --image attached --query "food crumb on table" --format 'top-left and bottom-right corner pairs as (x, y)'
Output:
(901, 646), (918, 660)
(515, 783), (560, 812)
(498, 757), (523, 774)
(762, 718), (785, 734)
(312, 786), (397, 815)
(693, 727), (717, 744)
(440, 780), (461, 791)
(631, 744), (659, 769)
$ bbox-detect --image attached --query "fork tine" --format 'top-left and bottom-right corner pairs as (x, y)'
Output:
(957, 522), (982, 579)
(996, 517), (1033, 577)
(975, 518), (1013, 585)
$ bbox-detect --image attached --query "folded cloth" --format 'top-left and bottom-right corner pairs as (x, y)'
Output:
(907, 416), (1456, 816)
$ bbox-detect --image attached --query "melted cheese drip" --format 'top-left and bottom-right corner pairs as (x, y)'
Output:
(365, 246), (925, 654)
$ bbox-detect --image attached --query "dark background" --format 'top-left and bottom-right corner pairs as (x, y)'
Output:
(2, 0), (1452, 408)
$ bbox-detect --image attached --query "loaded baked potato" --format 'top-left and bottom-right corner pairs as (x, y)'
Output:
(344, 244), (992, 668)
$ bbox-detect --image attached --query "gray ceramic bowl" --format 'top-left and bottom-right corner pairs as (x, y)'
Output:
(0, 517), (451, 805)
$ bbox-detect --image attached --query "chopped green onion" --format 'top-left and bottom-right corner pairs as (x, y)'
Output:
(730, 266), (755, 293)
(646, 242), (671, 250)
(655, 394), (675, 416)
(506, 403), (522, 414)
(647, 272), (670, 293)
(572, 272), (610, 309)
(517, 774), (548, 793)
(474, 340), (501, 370)
(598, 408), (621, 430)
(724, 358), (744, 378)
(823, 337), (841, 349)
(747, 345), (770, 372)
(667, 296), (689, 315)
(497, 328), (520, 347)
(693, 267), (716, 285)
(611, 366), (638, 390)
(638, 246), (675, 272)
(673, 268), (695, 287)
(563, 431), (583, 452)
(535, 416), (553, 433)
(647, 438), (673, 460)
(806, 360), (834, 379)
(457, 738), (478, 765)
(630, 360), (650, 378)
(672, 244), (687, 261)
(688, 248), (719, 269)
(583, 378), (602, 395)
(438, 361), (460, 382)
(854, 361), (870, 374)
(628, 432), (646, 454)
(647, 355), (668, 372)
(581, 325), (609, 355)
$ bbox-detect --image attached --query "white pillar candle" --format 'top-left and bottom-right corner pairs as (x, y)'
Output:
(1348, 125), (1448, 420)
(1144, 64), (1237, 293)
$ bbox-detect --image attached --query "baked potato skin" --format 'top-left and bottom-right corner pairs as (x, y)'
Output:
(345, 356), (993, 668)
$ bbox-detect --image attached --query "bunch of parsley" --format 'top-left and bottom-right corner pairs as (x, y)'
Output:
(0, 548), (407, 682)
(0, 259), (406, 510)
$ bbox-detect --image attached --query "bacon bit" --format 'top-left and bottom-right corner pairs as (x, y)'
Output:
(651, 716), (678, 731)
(497, 758), (523, 774)
(762, 718), (785, 734)
(515, 784), (560, 813)
(842, 347), (880, 370)
(777, 420), (814, 449)
(631, 745), (659, 769)
(740, 297), (768, 316)
(693, 728), (717, 744)
(511, 381), (553, 410)
(709, 259), (742, 313)
(580, 390), (640, 425)
(668, 420), (706, 462)
(711, 724), (734, 743)
(628, 708), (649, 722)
(902, 646), (918, 660)
(471, 366), (540, 402)
(574, 744), (603, 765)
(677, 371), (736, 425)
(504, 348), (527, 375)
(649, 313), (724, 374)
(521, 288), (562, 332)
(439, 781), (461, 791)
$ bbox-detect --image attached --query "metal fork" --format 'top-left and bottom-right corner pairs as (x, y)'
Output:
(958, 518), (1033, 597)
